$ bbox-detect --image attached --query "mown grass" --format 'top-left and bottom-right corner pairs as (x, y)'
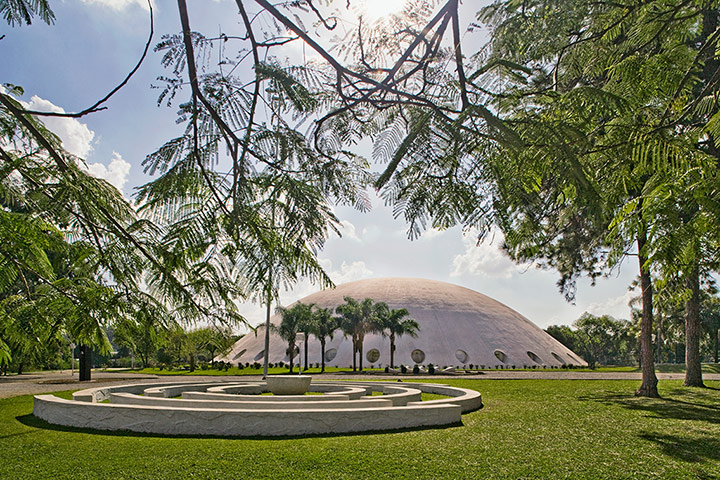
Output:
(2, 379), (720, 479)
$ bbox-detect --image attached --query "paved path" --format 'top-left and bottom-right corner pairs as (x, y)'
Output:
(2, 370), (719, 399)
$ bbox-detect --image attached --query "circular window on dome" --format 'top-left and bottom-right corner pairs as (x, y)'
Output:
(527, 351), (542, 364)
(232, 349), (247, 361)
(494, 350), (507, 363)
(253, 350), (265, 361)
(551, 352), (564, 364)
(324, 348), (337, 362)
(411, 349), (425, 364)
(366, 348), (380, 363)
(455, 349), (469, 363)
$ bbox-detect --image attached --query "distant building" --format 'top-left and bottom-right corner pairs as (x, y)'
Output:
(218, 278), (586, 368)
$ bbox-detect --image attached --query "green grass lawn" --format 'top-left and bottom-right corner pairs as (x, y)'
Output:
(2, 379), (720, 479)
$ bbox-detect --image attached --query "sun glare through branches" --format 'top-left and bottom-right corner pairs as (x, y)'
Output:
(354, 0), (408, 24)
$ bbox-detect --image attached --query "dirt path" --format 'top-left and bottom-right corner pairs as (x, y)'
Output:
(2, 370), (719, 399)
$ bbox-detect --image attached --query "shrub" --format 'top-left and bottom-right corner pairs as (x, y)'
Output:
(400, 365), (407, 373)
(278, 361), (285, 368)
(428, 364), (435, 374)
(384, 366), (389, 373)
(237, 362), (244, 369)
(413, 365), (420, 374)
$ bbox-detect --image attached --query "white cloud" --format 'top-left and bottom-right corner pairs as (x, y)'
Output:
(80, 0), (152, 11)
(24, 96), (95, 158)
(329, 260), (373, 284)
(338, 219), (361, 242)
(85, 151), (131, 193)
(451, 229), (528, 279)
(419, 227), (448, 241)
(585, 288), (637, 320)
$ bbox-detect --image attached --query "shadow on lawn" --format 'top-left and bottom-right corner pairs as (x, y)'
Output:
(16, 414), (463, 441)
(580, 386), (720, 424)
(638, 432), (720, 464)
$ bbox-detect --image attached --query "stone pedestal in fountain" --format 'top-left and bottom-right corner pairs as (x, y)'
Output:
(266, 375), (312, 395)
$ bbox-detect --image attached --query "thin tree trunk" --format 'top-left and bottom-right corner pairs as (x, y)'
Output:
(636, 232), (659, 397)
(714, 328), (718, 364)
(288, 341), (294, 373)
(358, 334), (364, 372)
(304, 333), (309, 371)
(352, 334), (357, 372)
(320, 338), (326, 373)
(390, 333), (395, 368)
(684, 265), (704, 387)
(262, 286), (271, 380)
(655, 313), (664, 364)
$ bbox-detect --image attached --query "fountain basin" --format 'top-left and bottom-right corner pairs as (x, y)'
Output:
(266, 375), (312, 395)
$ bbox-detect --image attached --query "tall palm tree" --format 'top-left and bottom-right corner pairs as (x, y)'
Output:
(336, 296), (379, 372)
(297, 302), (316, 371)
(375, 305), (419, 368)
(273, 302), (312, 373)
(311, 306), (339, 373)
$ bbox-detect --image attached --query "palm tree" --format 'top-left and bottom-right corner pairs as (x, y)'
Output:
(297, 303), (316, 371)
(375, 305), (419, 368)
(273, 302), (312, 373)
(311, 306), (339, 373)
(336, 296), (379, 372)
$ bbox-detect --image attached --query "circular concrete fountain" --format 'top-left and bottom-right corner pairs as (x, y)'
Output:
(32, 379), (483, 437)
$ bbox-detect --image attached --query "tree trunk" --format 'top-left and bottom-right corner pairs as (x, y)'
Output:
(390, 333), (395, 368)
(684, 265), (704, 387)
(304, 333), (309, 371)
(288, 341), (294, 373)
(320, 338), (326, 373)
(358, 334), (364, 372)
(262, 294), (271, 379)
(635, 233), (659, 397)
(352, 334), (357, 372)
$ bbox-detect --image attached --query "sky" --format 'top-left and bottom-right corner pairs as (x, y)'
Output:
(1, 0), (639, 332)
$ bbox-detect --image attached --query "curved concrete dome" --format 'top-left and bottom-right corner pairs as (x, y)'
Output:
(219, 278), (586, 368)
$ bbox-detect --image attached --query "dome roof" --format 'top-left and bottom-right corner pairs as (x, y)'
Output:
(219, 278), (586, 368)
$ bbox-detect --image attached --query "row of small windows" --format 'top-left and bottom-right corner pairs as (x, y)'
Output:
(239, 347), (577, 365)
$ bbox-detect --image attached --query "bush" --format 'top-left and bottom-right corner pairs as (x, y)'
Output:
(428, 364), (435, 374)
(237, 362), (244, 369)
(384, 366), (389, 373)
(400, 365), (407, 373)
(252, 362), (260, 369)
(412, 365), (420, 374)
(278, 361), (285, 368)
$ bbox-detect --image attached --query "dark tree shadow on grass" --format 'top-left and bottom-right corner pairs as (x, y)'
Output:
(638, 432), (720, 465)
(578, 385), (720, 424)
(16, 414), (463, 441)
